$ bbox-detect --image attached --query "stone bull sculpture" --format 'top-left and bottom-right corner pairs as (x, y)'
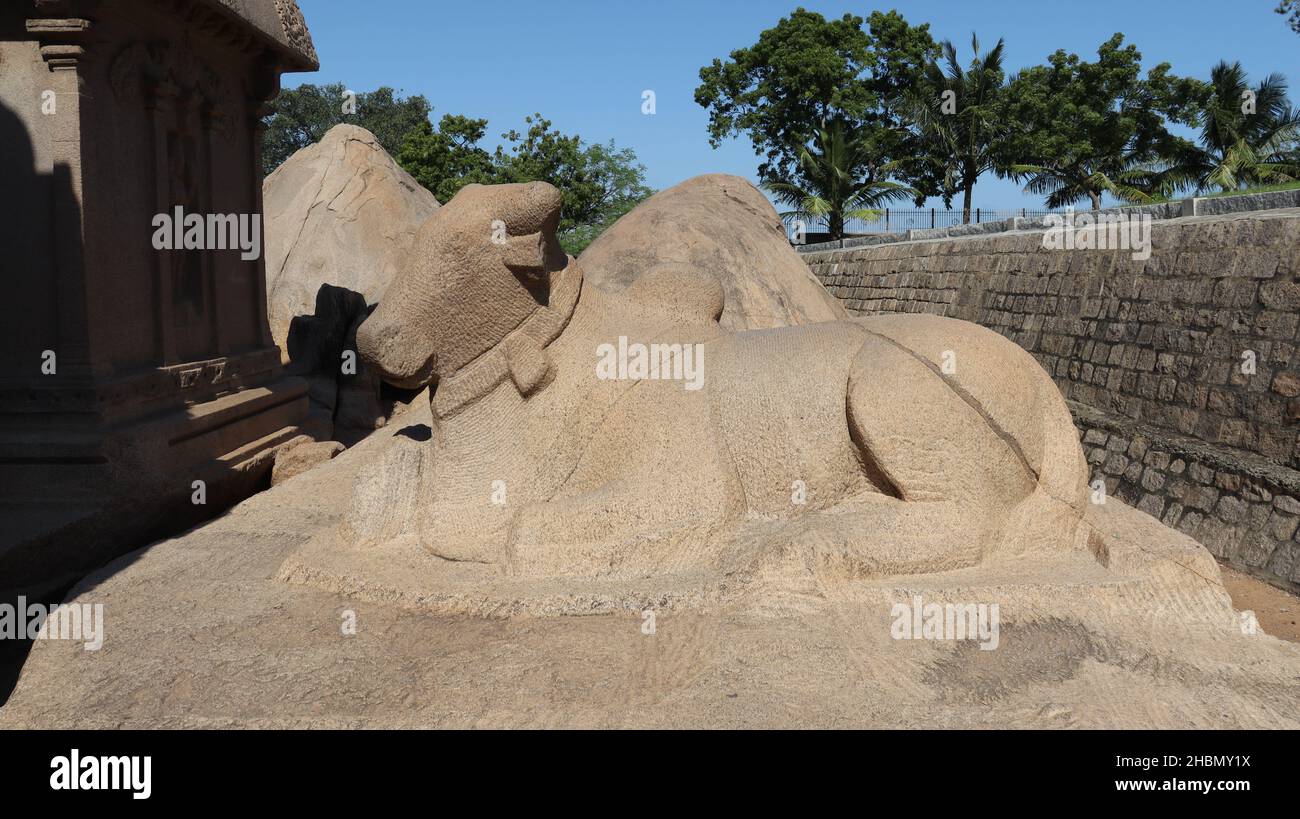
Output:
(354, 181), (1091, 579)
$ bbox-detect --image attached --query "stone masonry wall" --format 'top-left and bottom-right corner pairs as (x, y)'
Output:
(803, 208), (1300, 592)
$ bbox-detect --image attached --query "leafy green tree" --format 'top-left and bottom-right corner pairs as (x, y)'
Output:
(763, 118), (916, 239)
(262, 83), (432, 175)
(863, 11), (950, 203)
(1164, 61), (1300, 192)
(897, 34), (1011, 222)
(694, 8), (937, 193)
(553, 141), (655, 255)
(1000, 34), (1202, 209)
(696, 8), (873, 183)
(395, 114), (496, 202)
(490, 115), (653, 254)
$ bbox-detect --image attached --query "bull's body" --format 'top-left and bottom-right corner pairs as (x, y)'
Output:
(356, 182), (1089, 579)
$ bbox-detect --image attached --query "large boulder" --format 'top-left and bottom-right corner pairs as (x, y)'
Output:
(579, 174), (846, 330)
(263, 124), (439, 353)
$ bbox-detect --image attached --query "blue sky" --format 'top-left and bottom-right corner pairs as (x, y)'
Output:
(293, 1), (1299, 209)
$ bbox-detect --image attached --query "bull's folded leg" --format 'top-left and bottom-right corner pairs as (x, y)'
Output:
(504, 477), (738, 578)
(845, 316), (1089, 568)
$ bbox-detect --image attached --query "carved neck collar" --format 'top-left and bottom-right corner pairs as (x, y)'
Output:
(431, 261), (583, 419)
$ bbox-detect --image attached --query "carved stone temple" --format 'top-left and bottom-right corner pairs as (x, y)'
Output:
(0, 0), (319, 598)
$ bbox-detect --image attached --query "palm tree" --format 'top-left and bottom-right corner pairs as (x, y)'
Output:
(1010, 148), (1175, 211)
(1164, 62), (1300, 193)
(897, 34), (1011, 223)
(763, 117), (916, 240)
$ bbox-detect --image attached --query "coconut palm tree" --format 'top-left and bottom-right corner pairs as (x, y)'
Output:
(896, 34), (1011, 223)
(1164, 62), (1300, 193)
(763, 117), (916, 240)
(1011, 151), (1175, 211)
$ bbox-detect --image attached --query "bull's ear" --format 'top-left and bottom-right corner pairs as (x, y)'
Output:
(500, 230), (557, 306)
(499, 231), (548, 274)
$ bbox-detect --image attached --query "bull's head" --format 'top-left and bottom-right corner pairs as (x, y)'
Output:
(356, 181), (568, 390)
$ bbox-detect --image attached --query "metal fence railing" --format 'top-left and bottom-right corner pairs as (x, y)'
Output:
(792, 208), (1064, 235)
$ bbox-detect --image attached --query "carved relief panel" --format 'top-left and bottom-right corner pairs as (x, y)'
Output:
(109, 41), (234, 365)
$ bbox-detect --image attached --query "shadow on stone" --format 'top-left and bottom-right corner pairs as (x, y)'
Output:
(285, 283), (416, 446)
(395, 424), (432, 442)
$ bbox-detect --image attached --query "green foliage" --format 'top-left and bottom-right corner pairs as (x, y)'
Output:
(397, 113), (653, 253)
(896, 34), (1011, 221)
(1162, 62), (1300, 193)
(697, 9), (1300, 218)
(555, 195), (640, 256)
(694, 8), (937, 194)
(763, 117), (916, 239)
(1000, 34), (1202, 209)
(695, 8), (873, 181)
(491, 115), (597, 231)
(492, 117), (653, 254)
(395, 114), (496, 203)
(262, 83), (432, 175)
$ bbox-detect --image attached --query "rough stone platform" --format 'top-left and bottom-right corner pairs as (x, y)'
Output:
(2, 402), (1298, 729)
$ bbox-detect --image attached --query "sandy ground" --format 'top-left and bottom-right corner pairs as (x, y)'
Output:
(1221, 566), (1300, 643)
